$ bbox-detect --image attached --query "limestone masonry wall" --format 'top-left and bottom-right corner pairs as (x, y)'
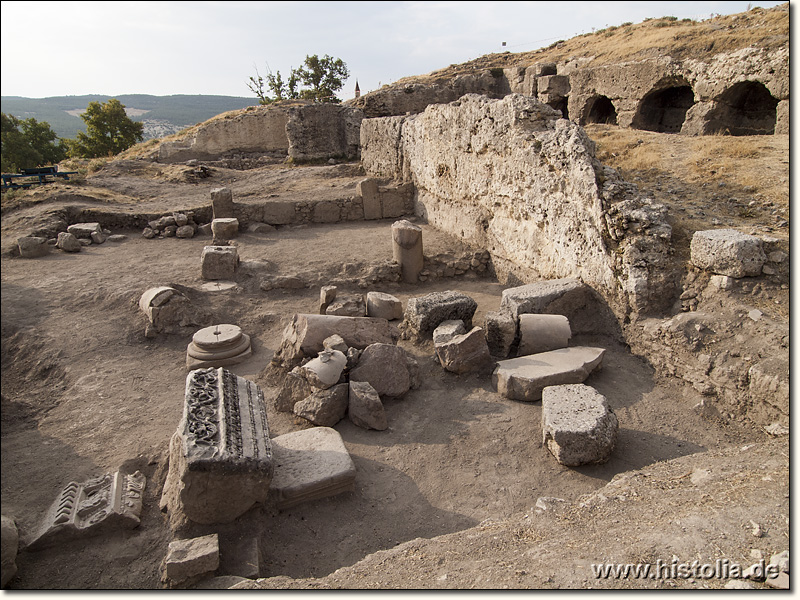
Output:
(361, 94), (674, 319)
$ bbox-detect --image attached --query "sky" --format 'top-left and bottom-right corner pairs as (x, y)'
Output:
(0, 1), (788, 101)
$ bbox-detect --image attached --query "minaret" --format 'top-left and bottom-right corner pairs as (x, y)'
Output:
(354, 80), (361, 98)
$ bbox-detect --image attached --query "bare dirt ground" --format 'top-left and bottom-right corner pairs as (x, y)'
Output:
(0, 131), (789, 590)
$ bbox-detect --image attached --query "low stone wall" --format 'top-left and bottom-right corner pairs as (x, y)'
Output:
(361, 94), (673, 319)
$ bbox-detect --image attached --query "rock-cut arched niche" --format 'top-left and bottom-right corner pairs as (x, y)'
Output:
(706, 81), (779, 135)
(632, 82), (695, 133)
(583, 95), (618, 125)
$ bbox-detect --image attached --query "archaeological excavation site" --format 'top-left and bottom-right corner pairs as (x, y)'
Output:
(0, 5), (789, 590)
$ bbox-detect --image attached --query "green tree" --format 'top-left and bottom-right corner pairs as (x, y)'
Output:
(1, 113), (67, 173)
(248, 54), (349, 104)
(69, 98), (144, 158)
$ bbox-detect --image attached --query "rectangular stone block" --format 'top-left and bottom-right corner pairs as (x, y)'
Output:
(27, 471), (145, 550)
(500, 278), (586, 320)
(261, 202), (298, 225)
(165, 533), (220, 585)
(201, 245), (238, 280)
(161, 368), (273, 524)
(312, 201), (341, 223)
(690, 229), (766, 278)
(357, 178), (382, 220)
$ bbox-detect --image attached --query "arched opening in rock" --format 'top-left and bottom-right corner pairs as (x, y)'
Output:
(549, 97), (569, 120)
(584, 95), (618, 125)
(706, 81), (778, 135)
(632, 84), (695, 133)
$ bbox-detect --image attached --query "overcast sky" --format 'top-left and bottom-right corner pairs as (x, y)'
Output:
(0, 1), (788, 101)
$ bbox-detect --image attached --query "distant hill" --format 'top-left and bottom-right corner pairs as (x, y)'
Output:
(0, 94), (261, 141)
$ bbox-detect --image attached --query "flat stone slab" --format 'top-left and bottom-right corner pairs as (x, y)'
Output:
(542, 383), (618, 466)
(26, 470), (145, 550)
(161, 368), (273, 524)
(269, 427), (356, 509)
(193, 324), (243, 349)
(200, 281), (239, 293)
(492, 346), (605, 402)
(499, 278), (587, 320)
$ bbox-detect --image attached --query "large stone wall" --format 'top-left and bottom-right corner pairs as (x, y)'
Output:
(361, 94), (674, 319)
(285, 103), (364, 162)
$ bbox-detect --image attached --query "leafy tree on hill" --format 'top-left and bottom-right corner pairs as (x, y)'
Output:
(1, 113), (68, 172)
(69, 98), (144, 158)
(248, 54), (349, 104)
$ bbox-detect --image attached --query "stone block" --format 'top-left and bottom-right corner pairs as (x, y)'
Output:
(17, 236), (50, 258)
(349, 343), (412, 398)
(272, 314), (396, 370)
(537, 74), (570, 97)
(312, 201), (341, 223)
(211, 187), (235, 219)
(218, 536), (261, 579)
(380, 185), (411, 218)
(542, 384), (618, 466)
(269, 427), (356, 509)
(493, 346), (605, 402)
(517, 314), (571, 356)
(404, 291), (478, 338)
(293, 383), (349, 427)
(500, 278), (587, 321)
(366, 291), (404, 321)
(139, 286), (177, 320)
(201, 245), (238, 280)
(348, 381), (388, 430)
(90, 230), (107, 244)
(357, 178), (382, 220)
(165, 533), (220, 585)
(262, 202), (297, 225)
(161, 368), (273, 524)
(211, 218), (239, 240)
(56, 232), (82, 252)
(298, 349), (347, 389)
(67, 222), (102, 239)
(484, 310), (516, 358)
(690, 229), (766, 278)
(322, 334), (349, 354)
(274, 367), (312, 413)
(435, 326), (492, 375)
(26, 471), (145, 550)
(1, 516), (19, 588)
(432, 320), (466, 346)
(325, 294), (366, 317)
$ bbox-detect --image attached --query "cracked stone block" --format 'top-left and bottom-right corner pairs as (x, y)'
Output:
(201, 245), (239, 280)
(67, 222), (102, 239)
(211, 187), (235, 219)
(269, 427), (356, 509)
(499, 278), (587, 321)
(493, 346), (605, 402)
(435, 326), (492, 375)
(26, 471), (145, 551)
(211, 218), (239, 240)
(433, 320), (466, 345)
(164, 533), (220, 586)
(690, 229), (766, 278)
(293, 383), (349, 427)
(542, 383), (618, 466)
(404, 291), (478, 338)
(161, 368), (273, 525)
(326, 294), (366, 317)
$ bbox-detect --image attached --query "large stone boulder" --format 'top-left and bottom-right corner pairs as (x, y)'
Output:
(541, 383), (618, 466)
(274, 367), (313, 413)
(403, 291), (478, 338)
(17, 236), (49, 258)
(293, 383), (349, 427)
(56, 232), (82, 252)
(493, 346), (605, 402)
(690, 229), (766, 278)
(349, 343), (414, 398)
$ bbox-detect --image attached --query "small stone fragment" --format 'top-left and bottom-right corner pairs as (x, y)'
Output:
(319, 285), (337, 314)
(56, 232), (82, 252)
(432, 320), (466, 345)
(164, 533), (220, 586)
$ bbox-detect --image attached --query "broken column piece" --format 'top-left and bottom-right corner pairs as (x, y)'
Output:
(517, 314), (572, 356)
(186, 324), (252, 369)
(26, 470), (146, 550)
(391, 220), (424, 284)
(161, 368), (274, 525)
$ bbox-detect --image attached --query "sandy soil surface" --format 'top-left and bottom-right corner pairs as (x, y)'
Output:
(0, 135), (788, 590)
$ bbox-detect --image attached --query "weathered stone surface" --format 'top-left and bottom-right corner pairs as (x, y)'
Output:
(139, 286), (176, 318)
(325, 294), (366, 317)
(690, 229), (766, 278)
(90, 230), (107, 244)
(26, 470), (145, 550)
(161, 368), (273, 525)
(201, 245), (239, 280)
(484, 310), (516, 358)
(1, 516), (19, 588)
(56, 232), (82, 252)
(322, 334), (349, 354)
(269, 427), (356, 509)
(211, 218), (239, 240)
(500, 278), (586, 321)
(293, 383), (349, 427)
(358, 178), (381, 220)
(107, 234), (128, 242)
(274, 367), (312, 413)
(404, 291), (478, 338)
(435, 326), (492, 375)
(493, 346), (605, 402)
(17, 236), (50, 258)
(175, 225), (195, 239)
(319, 285), (337, 314)
(432, 320), (466, 346)
(164, 533), (220, 585)
(349, 343), (412, 398)
(194, 576), (250, 590)
(366, 291), (404, 321)
(219, 536), (261, 579)
(298, 349), (347, 389)
(348, 381), (388, 430)
(211, 187), (235, 220)
(272, 314), (396, 370)
(392, 220), (424, 283)
(262, 202), (297, 225)
(542, 383), (618, 466)
(286, 103), (363, 162)
(186, 324), (252, 370)
(517, 314), (572, 356)
(247, 222), (276, 234)
(67, 222), (102, 238)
